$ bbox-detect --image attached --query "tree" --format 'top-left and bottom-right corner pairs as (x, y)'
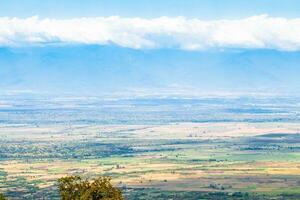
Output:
(0, 193), (7, 200)
(58, 176), (123, 200)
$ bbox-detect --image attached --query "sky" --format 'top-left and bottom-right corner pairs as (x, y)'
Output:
(0, 0), (300, 96)
(0, 0), (300, 51)
(1, 0), (300, 19)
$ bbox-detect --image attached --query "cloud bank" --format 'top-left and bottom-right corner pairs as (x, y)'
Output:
(1, 15), (300, 51)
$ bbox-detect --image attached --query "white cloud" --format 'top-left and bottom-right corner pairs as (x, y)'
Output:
(0, 15), (300, 50)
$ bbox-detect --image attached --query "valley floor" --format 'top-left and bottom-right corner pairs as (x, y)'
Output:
(1, 122), (300, 199)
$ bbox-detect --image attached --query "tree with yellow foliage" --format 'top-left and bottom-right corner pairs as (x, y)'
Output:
(0, 193), (7, 200)
(58, 176), (123, 200)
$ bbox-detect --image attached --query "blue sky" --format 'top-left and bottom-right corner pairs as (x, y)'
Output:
(1, 0), (300, 19)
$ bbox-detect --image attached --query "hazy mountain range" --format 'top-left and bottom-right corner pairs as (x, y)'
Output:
(1, 45), (300, 97)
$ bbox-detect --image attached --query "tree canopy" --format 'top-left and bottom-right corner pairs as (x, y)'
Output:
(0, 193), (7, 200)
(58, 176), (123, 200)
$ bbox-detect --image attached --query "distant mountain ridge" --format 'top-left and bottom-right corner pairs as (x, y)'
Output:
(0, 45), (300, 96)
